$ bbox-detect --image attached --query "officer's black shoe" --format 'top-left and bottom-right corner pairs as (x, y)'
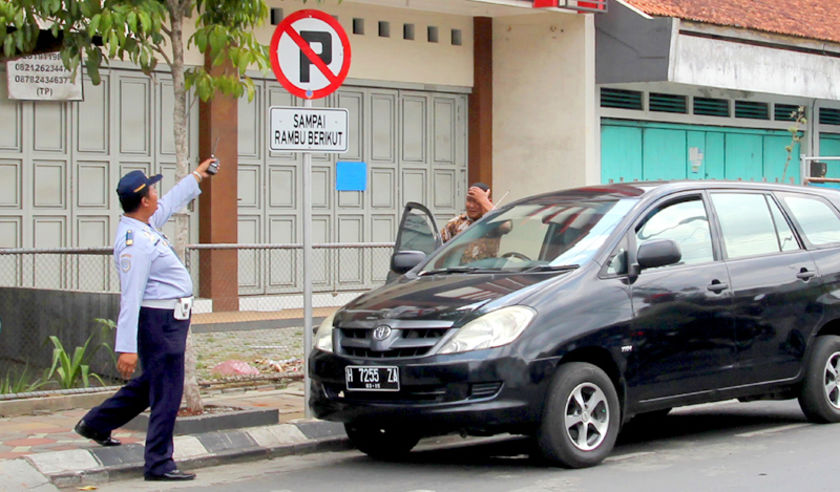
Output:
(144, 469), (196, 481)
(74, 419), (121, 447)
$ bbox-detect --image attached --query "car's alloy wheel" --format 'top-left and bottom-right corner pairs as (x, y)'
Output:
(799, 335), (840, 423)
(537, 362), (620, 468)
(823, 351), (840, 409)
(564, 382), (609, 451)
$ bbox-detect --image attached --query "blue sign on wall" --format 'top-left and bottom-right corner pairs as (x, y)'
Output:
(336, 161), (367, 191)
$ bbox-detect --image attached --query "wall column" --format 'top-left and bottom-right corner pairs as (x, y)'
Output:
(469, 17), (493, 190)
(198, 55), (239, 311)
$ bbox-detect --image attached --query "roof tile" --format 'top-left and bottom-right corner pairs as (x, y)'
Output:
(623, 0), (840, 44)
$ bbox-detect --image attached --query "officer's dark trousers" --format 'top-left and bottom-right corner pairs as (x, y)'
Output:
(82, 307), (189, 476)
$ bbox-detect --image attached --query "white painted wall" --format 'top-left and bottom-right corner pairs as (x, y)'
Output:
(492, 12), (594, 202)
(183, 0), (474, 88)
(671, 34), (840, 101)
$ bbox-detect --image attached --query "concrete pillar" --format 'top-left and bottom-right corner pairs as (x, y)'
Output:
(198, 55), (239, 312)
(469, 17), (493, 190)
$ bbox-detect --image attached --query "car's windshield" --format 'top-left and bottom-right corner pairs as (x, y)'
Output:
(420, 194), (639, 274)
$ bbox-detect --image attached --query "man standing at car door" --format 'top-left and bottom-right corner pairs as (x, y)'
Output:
(73, 158), (217, 482)
(441, 182), (494, 242)
(441, 182), (505, 263)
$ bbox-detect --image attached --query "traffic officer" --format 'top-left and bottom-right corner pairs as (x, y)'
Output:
(74, 158), (217, 481)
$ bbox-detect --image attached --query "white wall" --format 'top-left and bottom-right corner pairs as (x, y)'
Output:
(183, 0), (474, 88)
(672, 34), (840, 101)
(492, 12), (595, 202)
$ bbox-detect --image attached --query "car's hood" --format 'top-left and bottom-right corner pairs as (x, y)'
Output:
(336, 270), (571, 324)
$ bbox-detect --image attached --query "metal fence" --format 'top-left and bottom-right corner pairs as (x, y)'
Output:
(0, 243), (393, 390)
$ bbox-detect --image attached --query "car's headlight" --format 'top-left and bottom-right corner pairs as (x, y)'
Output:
(314, 311), (337, 352)
(437, 305), (536, 354)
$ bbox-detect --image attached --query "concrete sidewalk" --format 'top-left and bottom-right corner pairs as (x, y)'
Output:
(0, 381), (350, 490)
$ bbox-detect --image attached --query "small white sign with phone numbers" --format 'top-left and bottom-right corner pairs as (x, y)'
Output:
(6, 52), (83, 101)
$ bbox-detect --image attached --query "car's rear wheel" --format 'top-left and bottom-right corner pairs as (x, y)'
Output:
(799, 335), (840, 423)
(344, 423), (421, 460)
(537, 362), (620, 468)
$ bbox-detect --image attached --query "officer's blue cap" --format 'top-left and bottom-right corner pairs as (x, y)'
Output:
(116, 170), (163, 200)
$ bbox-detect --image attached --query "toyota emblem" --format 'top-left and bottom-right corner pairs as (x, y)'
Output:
(372, 324), (392, 341)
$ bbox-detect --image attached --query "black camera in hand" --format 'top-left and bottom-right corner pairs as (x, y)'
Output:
(207, 157), (220, 175)
(207, 137), (221, 175)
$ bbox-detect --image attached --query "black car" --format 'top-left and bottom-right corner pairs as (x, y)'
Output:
(309, 181), (840, 468)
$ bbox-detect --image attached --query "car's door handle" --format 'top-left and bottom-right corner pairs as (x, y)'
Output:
(796, 269), (817, 281)
(706, 280), (729, 293)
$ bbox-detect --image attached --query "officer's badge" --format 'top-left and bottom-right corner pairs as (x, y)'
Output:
(120, 254), (132, 272)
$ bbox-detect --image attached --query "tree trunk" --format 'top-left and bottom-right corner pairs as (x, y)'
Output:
(167, 3), (203, 412)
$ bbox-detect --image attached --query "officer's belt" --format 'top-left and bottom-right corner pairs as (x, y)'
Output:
(140, 297), (193, 310)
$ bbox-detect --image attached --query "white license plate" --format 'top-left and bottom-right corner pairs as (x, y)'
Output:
(345, 365), (400, 392)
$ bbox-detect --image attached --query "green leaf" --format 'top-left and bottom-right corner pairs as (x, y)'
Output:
(89, 14), (101, 35)
(127, 11), (138, 32)
(209, 26), (225, 55)
(81, 365), (90, 388)
(139, 11), (152, 34)
(195, 31), (208, 52)
(2, 35), (13, 58)
(108, 31), (118, 58)
(101, 12), (112, 33)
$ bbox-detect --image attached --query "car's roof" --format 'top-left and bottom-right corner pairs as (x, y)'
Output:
(511, 180), (840, 207)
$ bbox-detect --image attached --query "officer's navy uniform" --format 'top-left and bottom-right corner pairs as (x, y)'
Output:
(80, 174), (200, 477)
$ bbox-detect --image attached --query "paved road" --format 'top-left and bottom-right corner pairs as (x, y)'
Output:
(83, 399), (837, 492)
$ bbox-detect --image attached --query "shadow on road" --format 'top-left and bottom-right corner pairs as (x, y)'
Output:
(344, 400), (811, 469)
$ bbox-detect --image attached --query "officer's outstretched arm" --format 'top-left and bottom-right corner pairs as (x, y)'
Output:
(149, 159), (213, 229)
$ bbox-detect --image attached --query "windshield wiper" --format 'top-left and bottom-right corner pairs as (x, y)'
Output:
(519, 264), (579, 273)
(420, 266), (487, 276)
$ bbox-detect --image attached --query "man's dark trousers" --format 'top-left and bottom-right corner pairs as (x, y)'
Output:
(81, 307), (190, 476)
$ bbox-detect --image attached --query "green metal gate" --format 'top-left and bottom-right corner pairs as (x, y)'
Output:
(601, 119), (801, 184)
(821, 133), (840, 179)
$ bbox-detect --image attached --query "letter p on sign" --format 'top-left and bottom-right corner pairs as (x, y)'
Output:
(270, 10), (352, 100)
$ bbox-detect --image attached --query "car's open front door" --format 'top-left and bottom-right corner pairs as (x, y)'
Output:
(387, 202), (441, 282)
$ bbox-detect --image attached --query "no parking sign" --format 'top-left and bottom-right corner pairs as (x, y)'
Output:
(269, 9), (352, 100)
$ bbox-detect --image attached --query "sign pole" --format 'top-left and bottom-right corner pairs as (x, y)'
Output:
(303, 99), (314, 418)
(269, 9), (351, 420)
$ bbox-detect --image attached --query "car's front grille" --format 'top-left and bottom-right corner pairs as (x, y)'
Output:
(469, 382), (503, 399)
(342, 346), (431, 358)
(336, 319), (454, 359)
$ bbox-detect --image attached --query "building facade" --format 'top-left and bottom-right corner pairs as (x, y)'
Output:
(1, 0), (838, 309)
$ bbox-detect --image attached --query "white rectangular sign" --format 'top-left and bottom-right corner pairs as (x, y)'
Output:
(6, 52), (83, 101)
(270, 106), (348, 153)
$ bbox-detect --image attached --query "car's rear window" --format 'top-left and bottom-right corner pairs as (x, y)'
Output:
(782, 194), (840, 246)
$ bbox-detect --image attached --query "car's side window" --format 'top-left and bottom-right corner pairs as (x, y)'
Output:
(711, 193), (800, 259)
(781, 194), (840, 246)
(635, 197), (714, 266)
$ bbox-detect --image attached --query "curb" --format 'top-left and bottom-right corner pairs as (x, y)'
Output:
(25, 419), (350, 488)
(0, 389), (118, 418)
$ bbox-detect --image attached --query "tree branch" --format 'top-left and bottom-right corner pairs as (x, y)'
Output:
(153, 43), (172, 67)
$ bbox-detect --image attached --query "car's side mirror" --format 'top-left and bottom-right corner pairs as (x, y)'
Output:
(390, 250), (427, 275)
(636, 239), (681, 270)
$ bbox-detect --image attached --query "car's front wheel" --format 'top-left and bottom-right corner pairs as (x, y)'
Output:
(799, 335), (840, 423)
(344, 423), (421, 460)
(537, 362), (620, 468)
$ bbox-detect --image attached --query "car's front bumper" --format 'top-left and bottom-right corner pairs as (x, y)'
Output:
(309, 349), (557, 434)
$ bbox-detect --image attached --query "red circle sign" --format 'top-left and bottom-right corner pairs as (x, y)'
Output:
(269, 9), (352, 100)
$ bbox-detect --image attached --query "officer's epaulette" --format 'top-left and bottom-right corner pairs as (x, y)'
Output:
(125, 229), (134, 246)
